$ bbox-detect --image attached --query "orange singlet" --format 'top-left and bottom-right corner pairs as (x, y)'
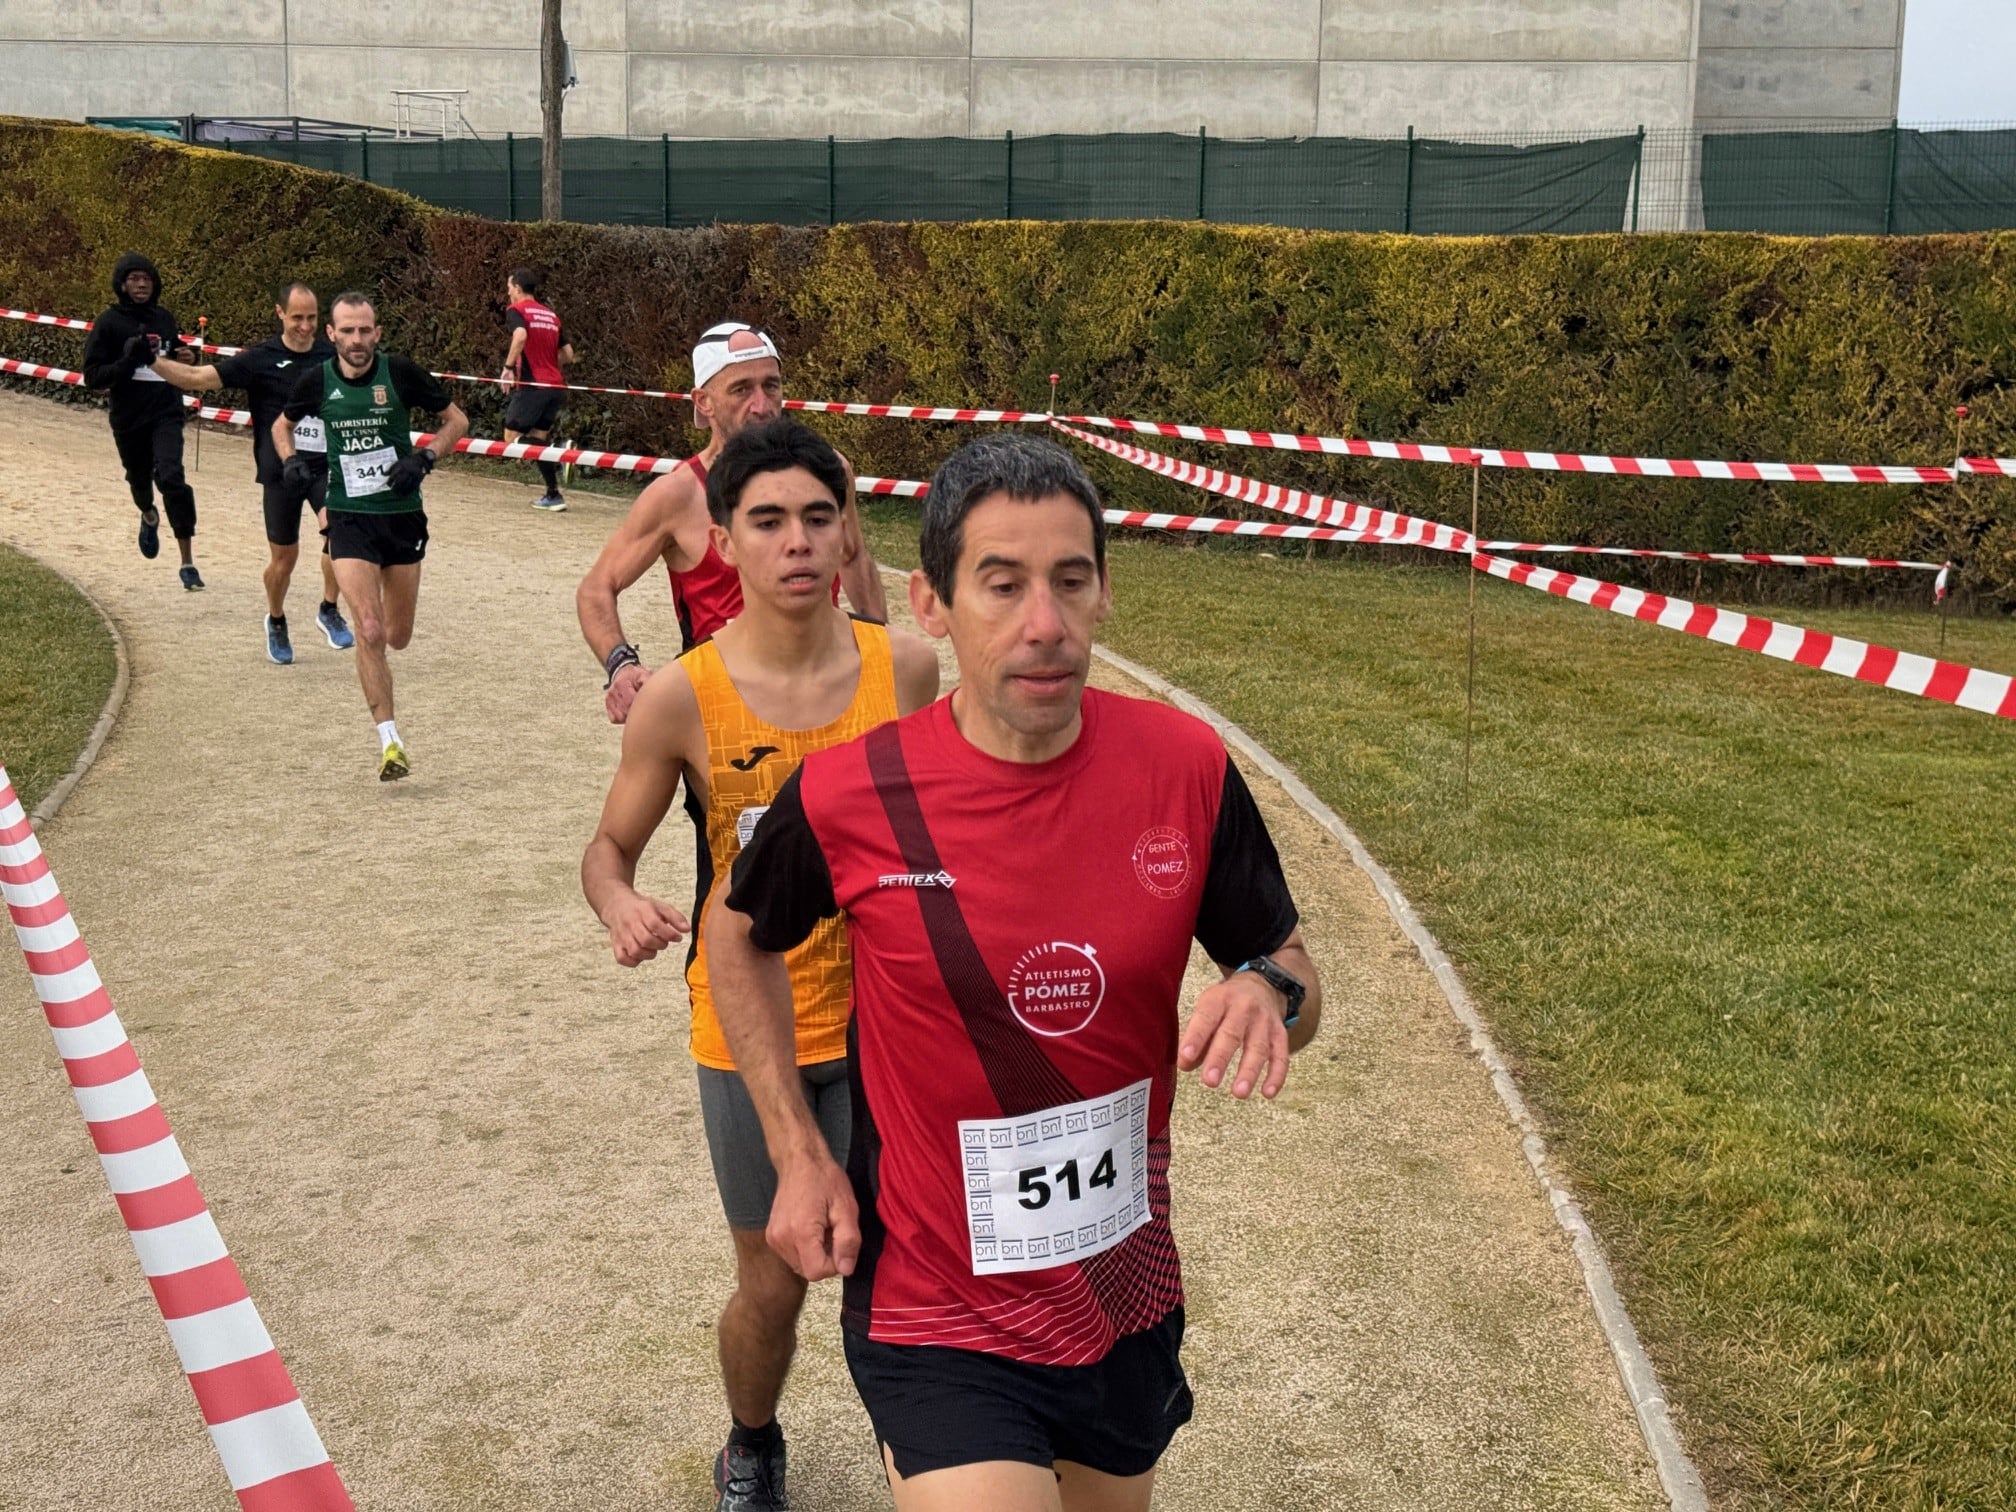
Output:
(682, 618), (898, 1069)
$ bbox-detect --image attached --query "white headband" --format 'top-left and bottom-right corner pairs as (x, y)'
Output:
(692, 322), (781, 389)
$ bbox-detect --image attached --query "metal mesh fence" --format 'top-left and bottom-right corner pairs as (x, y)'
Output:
(203, 123), (2016, 235)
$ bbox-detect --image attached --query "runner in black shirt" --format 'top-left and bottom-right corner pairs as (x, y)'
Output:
(152, 282), (356, 663)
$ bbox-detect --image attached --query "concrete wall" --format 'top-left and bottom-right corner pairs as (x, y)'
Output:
(0, 0), (1910, 139)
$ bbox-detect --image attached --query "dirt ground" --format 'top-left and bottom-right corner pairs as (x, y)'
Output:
(0, 389), (1665, 1510)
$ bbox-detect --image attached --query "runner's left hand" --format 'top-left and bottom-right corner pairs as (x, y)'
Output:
(1179, 975), (1292, 1100)
(386, 447), (435, 496)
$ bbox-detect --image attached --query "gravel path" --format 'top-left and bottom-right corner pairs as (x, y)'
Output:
(0, 389), (1665, 1510)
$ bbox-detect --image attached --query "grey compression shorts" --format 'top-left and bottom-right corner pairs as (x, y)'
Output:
(696, 1058), (850, 1231)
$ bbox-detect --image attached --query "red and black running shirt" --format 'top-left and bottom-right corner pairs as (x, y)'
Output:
(505, 298), (566, 386)
(726, 687), (1298, 1366)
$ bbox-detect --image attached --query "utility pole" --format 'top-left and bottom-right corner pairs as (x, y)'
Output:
(540, 0), (564, 220)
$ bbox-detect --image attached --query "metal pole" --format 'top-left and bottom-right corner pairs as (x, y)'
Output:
(1631, 125), (1645, 232)
(1197, 125), (1207, 220)
(1403, 126), (1416, 234)
(1005, 131), (1014, 219)
(1463, 458), (1480, 803)
(359, 131), (370, 184)
(1943, 405), (1968, 653)
(506, 133), (517, 220)
(1884, 119), (1900, 235)
(828, 134), (837, 226)
(662, 133), (672, 227)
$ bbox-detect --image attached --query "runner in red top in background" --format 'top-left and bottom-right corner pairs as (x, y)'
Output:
(575, 322), (889, 723)
(498, 268), (577, 512)
(708, 435), (1323, 1511)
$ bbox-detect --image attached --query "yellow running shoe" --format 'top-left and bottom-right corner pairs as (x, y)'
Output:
(378, 740), (410, 782)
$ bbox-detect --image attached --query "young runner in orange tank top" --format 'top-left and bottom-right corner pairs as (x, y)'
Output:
(580, 419), (938, 1511)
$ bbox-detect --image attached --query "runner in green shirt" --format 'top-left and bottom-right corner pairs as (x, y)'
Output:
(276, 291), (468, 781)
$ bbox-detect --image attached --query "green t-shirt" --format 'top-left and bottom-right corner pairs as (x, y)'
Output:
(284, 352), (450, 515)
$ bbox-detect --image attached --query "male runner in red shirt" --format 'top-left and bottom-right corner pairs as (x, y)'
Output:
(498, 267), (576, 512)
(574, 323), (887, 723)
(706, 434), (1322, 1510)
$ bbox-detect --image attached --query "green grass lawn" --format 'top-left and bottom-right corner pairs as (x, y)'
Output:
(861, 503), (2016, 1511)
(0, 542), (118, 815)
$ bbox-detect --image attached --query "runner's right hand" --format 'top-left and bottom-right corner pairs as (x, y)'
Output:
(602, 889), (690, 966)
(769, 1152), (861, 1282)
(605, 661), (650, 724)
(282, 453), (314, 492)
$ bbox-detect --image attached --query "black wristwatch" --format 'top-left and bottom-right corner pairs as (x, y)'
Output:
(602, 641), (641, 687)
(1233, 955), (1305, 1029)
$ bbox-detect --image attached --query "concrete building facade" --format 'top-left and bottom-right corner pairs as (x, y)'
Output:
(1, 1), (1905, 141)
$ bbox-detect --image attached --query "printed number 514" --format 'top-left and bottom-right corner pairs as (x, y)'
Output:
(1015, 1149), (1118, 1209)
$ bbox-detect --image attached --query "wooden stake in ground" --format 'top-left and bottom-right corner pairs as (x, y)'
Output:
(1464, 456), (1480, 803)
(1945, 406), (1968, 654)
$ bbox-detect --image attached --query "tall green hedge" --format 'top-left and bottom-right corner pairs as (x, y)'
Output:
(5, 117), (2012, 604)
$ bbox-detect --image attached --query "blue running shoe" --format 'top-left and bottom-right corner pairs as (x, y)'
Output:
(137, 508), (160, 560)
(316, 601), (355, 650)
(179, 564), (205, 592)
(265, 615), (294, 665)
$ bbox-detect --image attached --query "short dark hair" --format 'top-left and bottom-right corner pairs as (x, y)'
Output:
(508, 267), (541, 296)
(276, 281), (316, 308)
(329, 290), (374, 320)
(919, 435), (1105, 603)
(706, 418), (851, 527)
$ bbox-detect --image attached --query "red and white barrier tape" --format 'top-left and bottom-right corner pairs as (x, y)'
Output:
(14, 307), (1986, 482)
(0, 773), (354, 1511)
(1055, 419), (1951, 572)
(1471, 555), (2014, 719)
(1472, 542), (1942, 571)
(1059, 412), (1960, 486)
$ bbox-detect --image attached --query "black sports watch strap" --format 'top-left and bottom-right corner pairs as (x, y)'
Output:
(1233, 954), (1305, 1029)
(602, 641), (641, 686)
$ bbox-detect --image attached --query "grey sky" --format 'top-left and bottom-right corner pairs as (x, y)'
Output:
(1899, 0), (2016, 121)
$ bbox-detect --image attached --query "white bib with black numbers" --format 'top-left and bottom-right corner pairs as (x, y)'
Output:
(337, 445), (397, 498)
(292, 415), (326, 455)
(958, 1078), (1151, 1276)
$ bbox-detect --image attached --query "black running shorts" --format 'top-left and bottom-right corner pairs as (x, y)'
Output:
(843, 1308), (1193, 1482)
(261, 468), (328, 547)
(503, 388), (563, 436)
(326, 509), (428, 567)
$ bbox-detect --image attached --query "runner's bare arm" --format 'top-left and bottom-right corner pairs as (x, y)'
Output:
(426, 402), (470, 456)
(581, 666), (698, 966)
(1179, 928), (1321, 1100)
(272, 415), (297, 462)
(500, 328), (525, 389)
(706, 891), (862, 1281)
(577, 471), (710, 721)
(836, 455), (889, 623)
(147, 358), (222, 394)
(558, 342), (576, 367)
(889, 628), (943, 715)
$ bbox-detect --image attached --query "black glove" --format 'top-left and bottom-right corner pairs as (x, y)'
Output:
(385, 447), (435, 497)
(282, 453), (315, 492)
(120, 332), (156, 372)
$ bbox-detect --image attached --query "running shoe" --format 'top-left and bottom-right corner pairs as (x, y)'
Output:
(137, 509), (160, 560)
(714, 1437), (788, 1511)
(264, 615), (293, 665)
(316, 602), (356, 650)
(179, 564), (205, 592)
(378, 740), (410, 783)
(533, 492), (567, 512)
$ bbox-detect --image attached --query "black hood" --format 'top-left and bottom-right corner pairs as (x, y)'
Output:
(112, 253), (162, 307)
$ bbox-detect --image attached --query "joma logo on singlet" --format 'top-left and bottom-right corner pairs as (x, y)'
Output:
(878, 870), (955, 889)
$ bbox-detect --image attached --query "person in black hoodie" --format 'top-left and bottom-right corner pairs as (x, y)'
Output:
(81, 253), (205, 589)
